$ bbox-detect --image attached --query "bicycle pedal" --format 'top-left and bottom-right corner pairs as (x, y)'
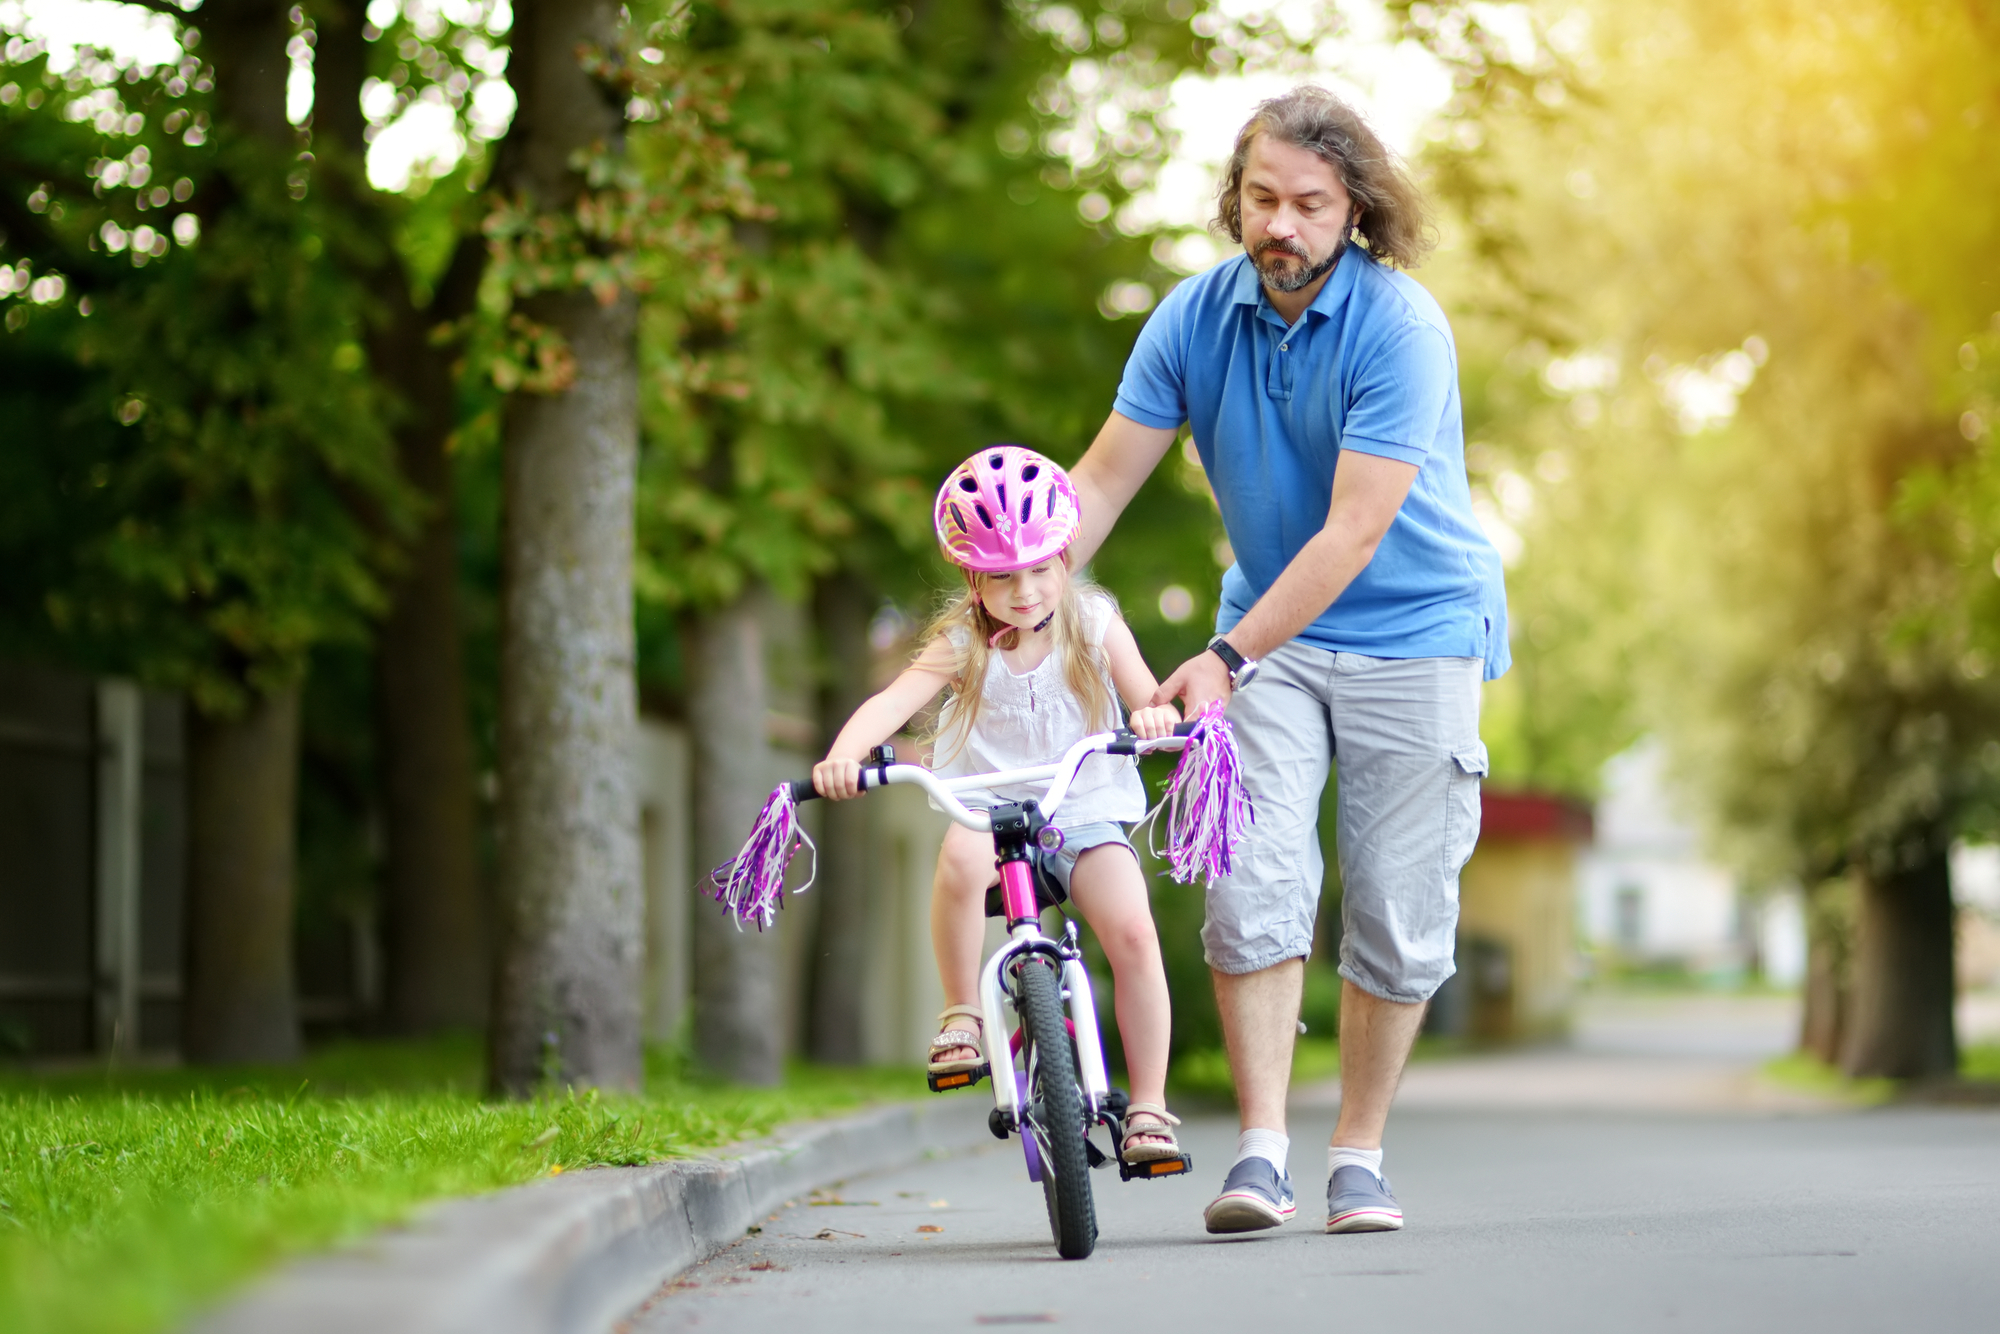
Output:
(1118, 1152), (1195, 1182)
(927, 1062), (989, 1093)
(1085, 1137), (1109, 1169)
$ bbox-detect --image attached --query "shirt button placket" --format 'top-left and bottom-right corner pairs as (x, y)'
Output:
(1278, 328), (1298, 396)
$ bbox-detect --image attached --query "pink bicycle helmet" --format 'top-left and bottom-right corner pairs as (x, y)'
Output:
(934, 446), (1081, 572)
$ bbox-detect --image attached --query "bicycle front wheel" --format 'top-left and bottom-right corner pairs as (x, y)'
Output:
(1017, 954), (1097, 1259)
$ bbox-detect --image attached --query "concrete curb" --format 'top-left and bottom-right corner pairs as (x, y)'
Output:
(190, 1097), (990, 1334)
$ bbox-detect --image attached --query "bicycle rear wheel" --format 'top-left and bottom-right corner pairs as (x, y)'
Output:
(1017, 954), (1097, 1259)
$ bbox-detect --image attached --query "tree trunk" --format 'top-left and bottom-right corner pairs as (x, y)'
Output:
(1841, 849), (1958, 1081)
(486, 0), (643, 1096)
(176, 0), (302, 1067)
(202, 0), (294, 146)
(807, 577), (875, 1064)
(183, 687), (304, 1063)
(1798, 877), (1852, 1064)
(314, 0), (491, 1036)
(374, 399), (489, 1033)
(688, 591), (785, 1085)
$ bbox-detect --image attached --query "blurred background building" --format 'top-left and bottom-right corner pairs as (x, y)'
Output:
(1579, 741), (1806, 989)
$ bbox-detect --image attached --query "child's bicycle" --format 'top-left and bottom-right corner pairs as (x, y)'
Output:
(784, 723), (1205, 1260)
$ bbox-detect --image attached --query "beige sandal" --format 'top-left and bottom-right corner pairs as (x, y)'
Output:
(927, 1004), (986, 1076)
(1120, 1103), (1185, 1163)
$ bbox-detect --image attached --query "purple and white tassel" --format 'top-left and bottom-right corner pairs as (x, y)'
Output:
(707, 783), (817, 931)
(1144, 701), (1255, 884)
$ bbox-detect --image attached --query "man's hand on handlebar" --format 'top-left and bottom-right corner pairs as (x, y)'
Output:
(812, 757), (865, 800)
(1151, 647), (1232, 720)
(1128, 703), (1182, 740)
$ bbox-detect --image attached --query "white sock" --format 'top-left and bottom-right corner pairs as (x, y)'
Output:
(1233, 1128), (1290, 1173)
(1329, 1145), (1384, 1181)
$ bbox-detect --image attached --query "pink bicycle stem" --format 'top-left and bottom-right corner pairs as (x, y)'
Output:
(998, 859), (1039, 924)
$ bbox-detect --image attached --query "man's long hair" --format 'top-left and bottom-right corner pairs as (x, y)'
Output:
(1214, 86), (1437, 271)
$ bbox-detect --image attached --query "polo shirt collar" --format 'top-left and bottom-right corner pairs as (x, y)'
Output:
(1227, 243), (1370, 324)
(1307, 243), (1367, 320)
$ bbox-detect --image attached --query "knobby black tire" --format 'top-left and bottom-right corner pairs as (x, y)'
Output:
(1018, 954), (1097, 1259)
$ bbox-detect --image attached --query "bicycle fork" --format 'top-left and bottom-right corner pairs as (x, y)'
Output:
(978, 925), (1110, 1133)
(970, 806), (1192, 1184)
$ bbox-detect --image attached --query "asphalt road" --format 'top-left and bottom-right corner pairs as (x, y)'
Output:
(624, 1098), (2000, 1334)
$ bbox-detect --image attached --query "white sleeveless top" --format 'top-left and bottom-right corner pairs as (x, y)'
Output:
(929, 593), (1147, 826)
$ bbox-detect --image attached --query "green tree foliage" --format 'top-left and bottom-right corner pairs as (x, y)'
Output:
(631, 0), (1232, 630)
(1407, 0), (2000, 1072)
(0, 32), (403, 714)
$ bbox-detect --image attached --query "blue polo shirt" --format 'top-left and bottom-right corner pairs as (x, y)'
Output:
(1113, 246), (1510, 680)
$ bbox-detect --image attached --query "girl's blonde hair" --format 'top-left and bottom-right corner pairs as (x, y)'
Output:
(923, 559), (1118, 766)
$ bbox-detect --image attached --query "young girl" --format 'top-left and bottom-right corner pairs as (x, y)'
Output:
(812, 446), (1185, 1162)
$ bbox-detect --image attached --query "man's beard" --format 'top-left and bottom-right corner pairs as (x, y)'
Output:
(1252, 235), (1344, 293)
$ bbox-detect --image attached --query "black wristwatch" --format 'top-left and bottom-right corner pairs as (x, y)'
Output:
(1206, 635), (1260, 689)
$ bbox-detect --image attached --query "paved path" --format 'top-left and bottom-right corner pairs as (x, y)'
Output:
(627, 996), (2000, 1333)
(1296, 992), (1834, 1114)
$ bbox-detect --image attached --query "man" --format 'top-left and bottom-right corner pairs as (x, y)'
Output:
(1067, 87), (1508, 1236)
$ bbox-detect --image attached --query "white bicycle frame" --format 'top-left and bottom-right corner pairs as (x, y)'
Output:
(847, 729), (1188, 1128)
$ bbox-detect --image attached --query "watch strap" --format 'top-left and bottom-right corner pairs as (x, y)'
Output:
(1206, 635), (1247, 674)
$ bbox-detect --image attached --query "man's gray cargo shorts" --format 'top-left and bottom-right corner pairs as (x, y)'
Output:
(1201, 641), (1486, 1004)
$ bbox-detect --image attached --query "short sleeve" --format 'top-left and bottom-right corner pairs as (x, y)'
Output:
(1338, 318), (1454, 468)
(1081, 591), (1120, 645)
(1111, 288), (1190, 431)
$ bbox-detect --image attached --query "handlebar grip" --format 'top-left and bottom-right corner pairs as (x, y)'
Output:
(1172, 720), (1202, 737)
(788, 778), (820, 803)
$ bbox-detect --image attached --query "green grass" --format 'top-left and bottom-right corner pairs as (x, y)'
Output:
(1168, 1042), (1331, 1101)
(1759, 1051), (1904, 1105)
(0, 1037), (918, 1334)
(1168, 1034), (1466, 1102)
(1962, 1042), (2000, 1084)
(1762, 1042), (2000, 1103)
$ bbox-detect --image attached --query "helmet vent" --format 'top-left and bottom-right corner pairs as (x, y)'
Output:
(1048, 488), (1058, 519)
(973, 502), (994, 529)
(1019, 493), (1033, 524)
(947, 505), (967, 533)
(1021, 464), (1040, 481)
(959, 477), (978, 493)
(995, 483), (1008, 512)
(988, 453), (1004, 468)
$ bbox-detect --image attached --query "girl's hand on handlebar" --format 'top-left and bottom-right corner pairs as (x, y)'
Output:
(1128, 703), (1182, 740)
(812, 757), (863, 800)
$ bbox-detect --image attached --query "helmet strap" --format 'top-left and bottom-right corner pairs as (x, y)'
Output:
(965, 559), (1063, 648)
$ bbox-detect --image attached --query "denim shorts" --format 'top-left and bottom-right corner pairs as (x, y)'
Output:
(1042, 820), (1135, 895)
(1201, 642), (1486, 1003)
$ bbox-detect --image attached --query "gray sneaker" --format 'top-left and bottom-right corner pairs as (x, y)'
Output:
(1326, 1164), (1404, 1233)
(1203, 1157), (1297, 1233)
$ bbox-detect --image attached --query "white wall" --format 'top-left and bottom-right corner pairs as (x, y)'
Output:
(634, 717), (951, 1064)
(1757, 888), (1807, 987)
(859, 783), (952, 1065)
(1577, 739), (1805, 982)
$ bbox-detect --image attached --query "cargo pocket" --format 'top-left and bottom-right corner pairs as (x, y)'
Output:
(1442, 741), (1488, 876)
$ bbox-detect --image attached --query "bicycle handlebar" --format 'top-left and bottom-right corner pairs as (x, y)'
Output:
(786, 721), (1204, 828)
